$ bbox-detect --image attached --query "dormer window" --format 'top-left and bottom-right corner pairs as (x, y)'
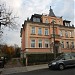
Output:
(63, 20), (71, 26)
(33, 17), (36, 22)
(65, 23), (70, 26)
(33, 17), (40, 22)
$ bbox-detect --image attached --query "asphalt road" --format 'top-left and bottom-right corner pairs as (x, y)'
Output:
(9, 67), (75, 75)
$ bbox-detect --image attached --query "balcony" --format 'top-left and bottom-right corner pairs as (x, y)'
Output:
(50, 34), (61, 39)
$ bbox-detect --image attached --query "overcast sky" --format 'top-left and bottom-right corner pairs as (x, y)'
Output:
(0, 0), (75, 47)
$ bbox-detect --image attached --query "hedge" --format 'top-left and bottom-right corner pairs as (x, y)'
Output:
(26, 53), (61, 65)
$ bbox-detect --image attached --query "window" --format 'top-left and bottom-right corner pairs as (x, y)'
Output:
(60, 30), (63, 36)
(31, 27), (35, 34)
(64, 54), (71, 60)
(33, 17), (40, 22)
(66, 42), (69, 48)
(61, 42), (64, 48)
(71, 42), (74, 48)
(38, 40), (42, 48)
(65, 31), (68, 38)
(36, 18), (40, 22)
(38, 28), (42, 35)
(31, 40), (35, 48)
(45, 19), (49, 23)
(70, 31), (72, 37)
(45, 29), (48, 35)
(33, 17), (36, 22)
(65, 23), (70, 26)
(45, 40), (49, 48)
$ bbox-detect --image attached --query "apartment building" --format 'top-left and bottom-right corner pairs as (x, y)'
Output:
(20, 6), (75, 58)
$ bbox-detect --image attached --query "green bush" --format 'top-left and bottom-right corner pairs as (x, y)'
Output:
(19, 58), (26, 66)
(26, 53), (61, 65)
(22, 58), (26, 66)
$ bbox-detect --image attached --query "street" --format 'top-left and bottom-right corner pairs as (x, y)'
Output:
(9, 67), (75, 75)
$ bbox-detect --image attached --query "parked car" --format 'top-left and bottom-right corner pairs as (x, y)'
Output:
(48, 53), (75, 70)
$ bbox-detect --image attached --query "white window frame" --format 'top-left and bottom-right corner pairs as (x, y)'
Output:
(31, 39), (35, 48)
(38, 39), (42, 48)
(45, 40), (49, 48)
(45, 29), (49, 35)
(60, 30), (63, 36)
(31, 27), (35, 34)
(61, 41), (64, 48)
(45, 19), (49, 23)
(70, 31), (72, 37)
(38, 28), (42, 35)
(65, 31), (68, 38)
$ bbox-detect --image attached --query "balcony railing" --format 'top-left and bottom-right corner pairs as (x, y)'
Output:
(50, 34), (61, 39)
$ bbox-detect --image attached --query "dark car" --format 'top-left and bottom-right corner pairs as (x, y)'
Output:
(48, 53), (75, 70)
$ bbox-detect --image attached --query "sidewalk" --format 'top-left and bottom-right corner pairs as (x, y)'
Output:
(0, 68), (3, 75)
(1, 64), (48, 75)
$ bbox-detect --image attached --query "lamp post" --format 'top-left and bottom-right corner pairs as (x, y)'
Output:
(70, 44), (73, 53)
(0, 11), (1, 29)
(52, 20), (56, 59)
(0, 11), (1, 17)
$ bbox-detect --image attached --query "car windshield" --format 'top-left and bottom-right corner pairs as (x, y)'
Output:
(56, 54), (64, 60)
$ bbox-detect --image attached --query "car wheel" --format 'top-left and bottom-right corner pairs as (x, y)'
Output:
(59, 64), (64, 70)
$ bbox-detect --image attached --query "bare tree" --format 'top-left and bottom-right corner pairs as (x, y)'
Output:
(0, 3), (19, 43)
(0, 3), (19, 33)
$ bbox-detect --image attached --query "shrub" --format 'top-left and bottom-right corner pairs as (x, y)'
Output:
(19, 58), (26, 66)
(26, 53), (61, 65)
